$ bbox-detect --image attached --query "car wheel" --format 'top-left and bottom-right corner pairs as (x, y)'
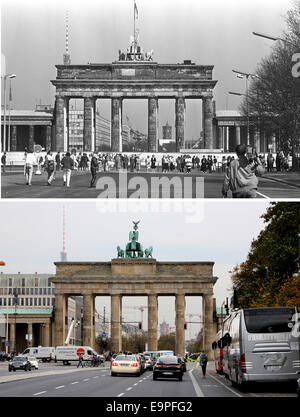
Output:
(111, 372), (116, 376)
(178, 375), (183, 381)
(9, 368), (11, 372)
(153, 374), (157, 381)
(13, 368), (16, 372)
(24, 367), (27, 372)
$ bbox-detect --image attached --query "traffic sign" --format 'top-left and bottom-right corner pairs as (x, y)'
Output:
(76, 347), (85, 356)
(102, 332), (107, 338)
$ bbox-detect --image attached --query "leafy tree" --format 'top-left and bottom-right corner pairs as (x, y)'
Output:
(231, 202), (300, 309)
(240, 1), (300, 159)
(122, 334), (146, 353)
(158, 333), (175, 351)
(186, 331), (203, 354)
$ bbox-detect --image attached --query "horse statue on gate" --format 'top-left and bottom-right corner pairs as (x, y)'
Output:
(117, 246), (124, 258)
(144, 246), (153, 258)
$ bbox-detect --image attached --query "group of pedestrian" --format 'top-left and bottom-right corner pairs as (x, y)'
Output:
(0, 351), (12, 361)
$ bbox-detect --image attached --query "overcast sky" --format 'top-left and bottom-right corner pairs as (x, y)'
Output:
(0, 200), (269, 337)
(1, 0), (292, 140)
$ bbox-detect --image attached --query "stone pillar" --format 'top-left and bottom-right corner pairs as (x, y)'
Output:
(111, 294), (122, 352)
(271, 134), (276, 153)
(111, 98), (122, 152)
(202, 293), (214, 361)
(254, 127), (260, 153)
(10, 323), (15, 354)
(225, 127), (229, 152)
(43, 323), (50, 347)
(148, 294), (158, 351)
(202, 96), (214, 149)
(217, 127), (223, 149)
(27, 323), (33, 347)
(29, 125), (34, 152)
(54, 294), (68, 347)
(175, 97), (185, 151)
(55, 96), (67, 152)
(236, 126), (241, 148)
(175, 294), (186, 357)
(148, 97), (158, 152)
(46, 125), (52, 151)
(11, 125), (17, 151)
(83, 294), (95, 349)
(83, 97), (96, 152)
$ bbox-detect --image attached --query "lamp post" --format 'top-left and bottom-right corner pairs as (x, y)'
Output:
(13, 288), (18, 356)
(2, 74), (16, 152)
(7, 75), (16, 152)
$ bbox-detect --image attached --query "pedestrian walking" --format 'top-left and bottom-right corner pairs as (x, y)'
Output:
(90, 153), (99, 188)
(55, 152), (61, 171)
(199, 350), (208, 378)
(222, 144), (265, 198)
(24, 150), (36, 185)
(77, 353), (84, 368)
(61, 152), (74, 187)
(45, 151), (56, 185)
(1, 152), (7, 173)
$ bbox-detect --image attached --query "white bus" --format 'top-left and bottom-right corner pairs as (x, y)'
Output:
(143, 350), (174, 360)
(221, 307), (299, 390)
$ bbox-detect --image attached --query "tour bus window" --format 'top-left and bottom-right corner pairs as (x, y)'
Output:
(244, 308), (295, 333)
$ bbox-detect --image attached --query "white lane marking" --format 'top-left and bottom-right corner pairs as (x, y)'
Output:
(126, 387), (133, 391)
(55, 386), (65, 390)
(117, 393), (124, 397)
(256, 191), (269, 199)
(33, 391), (47, 396)
(207, 373), (243, 397)
(133, 383), (138, 386)
(71, 381), (79, 385)
(83, 378), (90, 381)
(139, 380), (143, 383)
(93, 376), (99, 379)
(189, 370), (204, 397)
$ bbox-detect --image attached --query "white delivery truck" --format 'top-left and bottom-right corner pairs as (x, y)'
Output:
(22, 346), (56, 362)
(55, 346), (100, 365)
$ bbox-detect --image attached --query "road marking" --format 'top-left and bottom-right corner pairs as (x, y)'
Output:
(207, 373), (243, 397)
(55, 386), (65, 390)
(33, 391), (47, 396)
(83, 378), (90, 381)
(117, 393), (124, 397)
(71, 381), (79, 385)
(189, 370), (204, 397)
(133, 383), (138, 386)
(93, 376), (99, 379)
(126, 387), (132, 391)
(256, 191), (270, 199)
(139, 379), (143, 383)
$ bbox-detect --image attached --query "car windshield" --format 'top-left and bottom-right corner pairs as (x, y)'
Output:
(158, 356), (178, 364)
(115, 355), (136, 361)
(244, 307), (296, 333)
(14, 357), (26, 361)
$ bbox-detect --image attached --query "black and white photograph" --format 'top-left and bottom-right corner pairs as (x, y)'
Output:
(0, 0), (300, 407)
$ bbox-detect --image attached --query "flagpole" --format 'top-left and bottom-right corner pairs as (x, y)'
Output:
(133, 0), (136, 60)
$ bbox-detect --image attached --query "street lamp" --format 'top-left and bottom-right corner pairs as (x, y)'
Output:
(2, 74), (16, 153)
(252, 32), (298, 48)
(7, 75), (16, 152)
(13, 288), (18, 356)
(232, 70), (258, 146)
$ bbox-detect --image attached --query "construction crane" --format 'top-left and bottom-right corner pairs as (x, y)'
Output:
(123, 306), (148, 328)
(185, 313), (202, 341)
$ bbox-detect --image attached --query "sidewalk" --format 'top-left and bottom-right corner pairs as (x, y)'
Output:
(263, 171), (300, 188)
(0, 363), (110, 384)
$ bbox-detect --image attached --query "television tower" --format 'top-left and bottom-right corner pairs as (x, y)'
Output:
(63, 10), (71, 65)
(60, 205), (67, 262)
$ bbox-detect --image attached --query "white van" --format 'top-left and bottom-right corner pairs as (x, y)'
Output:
(22, 347), (55, 362)
(55, 346), (99, 365)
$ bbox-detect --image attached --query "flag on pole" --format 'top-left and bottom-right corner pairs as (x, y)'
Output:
(134, 1), (138, 19)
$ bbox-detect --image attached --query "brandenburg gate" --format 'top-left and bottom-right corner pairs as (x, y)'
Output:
(51, 222), (218, 359)
(51, 47), (217, 153)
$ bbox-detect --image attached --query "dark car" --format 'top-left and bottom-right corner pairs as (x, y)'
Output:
(153, 355), (183, 381)
(178, 356), (187, 372)
(8, 356), (32, 372)
(297, 371), (300, 398)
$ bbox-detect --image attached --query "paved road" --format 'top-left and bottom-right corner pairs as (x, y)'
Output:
(0, 362), (296, 397)
(2, 170), (300, 198)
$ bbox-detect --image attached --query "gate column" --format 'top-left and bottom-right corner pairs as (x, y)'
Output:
(148, 98), (158, 152)
(54, 96), (68, 152)
(175, 294), (186, 357)
(175, 97), (185, 151)
(111, 294), (122, 352)
(83, 294), (95, 349)
(236, 125), (241, 148)
(202, 293), (214, 360)
(84, 97), (96, 152)
(203, 96), (214, 149)
(111, 98), (122, 152)
(54, 294), (68, 346)
(148, 294), (158, 351)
